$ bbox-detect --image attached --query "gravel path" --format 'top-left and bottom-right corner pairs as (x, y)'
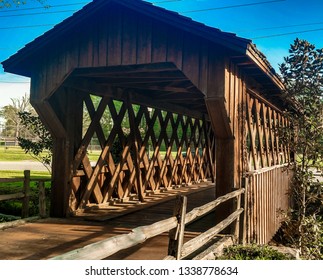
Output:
(0, 161), (49, 172)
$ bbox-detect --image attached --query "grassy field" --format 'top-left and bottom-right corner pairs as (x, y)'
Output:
(0, 169), (51, 218)
(0, 170), (51, 179)
(0, 146), (39, 161)
(0, 146), (104, 162)
(0, 148), (52, 218)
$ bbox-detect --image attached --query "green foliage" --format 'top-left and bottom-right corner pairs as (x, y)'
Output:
(0, 147), (43, 161)
(0, 170), (50, 179)
(17, 111), (53, 172)
(0, 0), (47, 9)
(0, 179), (51, 218)
(279, 38), (323, 259)
(0, 94), (33, 139)
(0, 215), (17, 223)
(218, 244), (292, 260)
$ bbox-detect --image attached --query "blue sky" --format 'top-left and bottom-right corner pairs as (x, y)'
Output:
(0, 0), (323, 109)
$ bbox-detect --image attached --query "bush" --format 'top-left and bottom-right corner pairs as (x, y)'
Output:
(218, 244), (292, 260)
(0, 214), (18, 223)
(0, 181), (51, 219)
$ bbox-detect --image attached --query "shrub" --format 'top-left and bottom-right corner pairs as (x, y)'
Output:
(218, 244), (292, 260)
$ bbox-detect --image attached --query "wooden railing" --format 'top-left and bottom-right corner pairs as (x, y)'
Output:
(51, 188), (244, 260)
(244, 164), (292, 244)
(0, 170), (49, 219)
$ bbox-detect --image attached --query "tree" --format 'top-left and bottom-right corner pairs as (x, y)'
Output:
(0, 93), (33, 145)
(0, 0), (47, 8)
(279, 38), (323, 259)
(17, 111), (52, 173)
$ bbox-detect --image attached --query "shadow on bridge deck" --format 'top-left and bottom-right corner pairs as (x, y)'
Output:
(0, 183), (216, 260)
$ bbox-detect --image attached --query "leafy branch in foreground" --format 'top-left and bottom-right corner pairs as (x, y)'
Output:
(17, 111), (53, 173)
(0, 0), (47, 9)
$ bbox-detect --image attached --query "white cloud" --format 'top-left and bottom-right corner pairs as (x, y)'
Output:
(0, 73), (30, 108)
(0, 81), (31, 108)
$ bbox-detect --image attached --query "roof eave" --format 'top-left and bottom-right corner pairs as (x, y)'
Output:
(246, 43), (284, 91)
(2, 0), (251, 77)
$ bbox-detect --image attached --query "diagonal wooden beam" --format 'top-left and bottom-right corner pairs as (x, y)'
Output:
(73, 95), (110, 172)
(81, 156), (103, 204)
(127, 101), (145, 202)
(78, 102), (127, 209)
(31, 100), (67, 138)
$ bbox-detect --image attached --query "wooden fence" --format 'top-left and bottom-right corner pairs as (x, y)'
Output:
(0, 170), (49, 219)
(244, 164), (292, 244)
(51, 188), (244, 260)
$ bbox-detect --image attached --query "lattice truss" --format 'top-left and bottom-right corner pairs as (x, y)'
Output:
(71, 95), (216, 209)
(245, 91), (290, 171)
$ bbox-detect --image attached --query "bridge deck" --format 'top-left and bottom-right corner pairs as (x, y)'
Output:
(0, 183), (216, 260)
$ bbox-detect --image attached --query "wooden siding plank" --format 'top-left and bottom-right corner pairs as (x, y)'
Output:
(97, 11), (108, 67)
(198, 41), (209, 95)
(107, 7), (122, 66)
(152, 20), (168, 63)
(182, 32), (200, 87)
(122, 10), (138, 65)
(136, 15), (153, 64)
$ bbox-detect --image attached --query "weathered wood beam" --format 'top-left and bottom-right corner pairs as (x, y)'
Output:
(93, 77), (188, 85)
(78, 103), (127, 209)
(185, 188), (245, 224)
(115, 84), (199, 95)
(48, 89), (84, 217)
(71, 62), (180, 77)
(0, 193), (25, 202)
(181, 208), (244, 259)
(168, 195), (187, 260)
(205, 97), (232, 139)
(73, 95), (110, 172)
(248, 88), (283, 114)
(31, 100), (67, 138)
(50, 216), (178, 260)
(64, 79), (208, 120)
(128, 99), (145, 202)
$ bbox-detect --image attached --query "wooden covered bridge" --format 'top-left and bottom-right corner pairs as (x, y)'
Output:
(2, 0), (292, 255)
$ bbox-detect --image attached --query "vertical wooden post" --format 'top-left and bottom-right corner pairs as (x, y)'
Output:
(233, 189), (241, 242)
(168, 195), (187, 260)
(22, 170), (30, 218)
(128, 100), (145, 202)
(38, 181), (47, 218)
(239, 177), (248, 244)
(49, 89), (83, 217)
(215, 138), (235, 226)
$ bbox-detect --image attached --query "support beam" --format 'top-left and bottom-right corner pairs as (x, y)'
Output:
(215, 138), (235, 224)
(49, 89), (84, 217)
(205, 56), (240, 230)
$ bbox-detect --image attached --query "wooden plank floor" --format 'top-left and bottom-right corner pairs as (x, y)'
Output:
(0, 183), (216, 260)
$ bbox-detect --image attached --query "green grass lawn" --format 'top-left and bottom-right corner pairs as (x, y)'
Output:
(0, 146), (115, 162)
(0, 170), (51, 179)
(0, 170), (51, 218)
(0, 146), (182, 163)
(0, 146), (41, 161)
(0, 170), (51, 196)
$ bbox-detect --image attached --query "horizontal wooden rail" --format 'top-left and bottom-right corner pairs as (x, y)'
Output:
(74, 160), (207, 177)
(0, 192), (25, 202)
(0, 178), (51, 183)
(51, 188), (245, 260)
(0, 178), (24, 183)
(0, 170), (50, 218)
(185, 188), (245, 224)
(51, 216), (178, 260)
(181, 208), (244, 258)
(246, 163), (289, 175)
